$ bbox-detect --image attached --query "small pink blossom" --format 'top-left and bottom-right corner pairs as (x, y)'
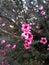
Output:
(36, 25), (39, 29)
(7, 64), (10, 65)
(40, 11), (46, 16)
(1, 40), (6, 44)
(47, 48), (49, 50)
(21, 32), (33, 40)
(32, 22), (36, 25)
(1, 61), (5, 65)
(21, 32), (28, 39)
(12, 44), (16, 49)
(1, 23), (6, 27)
(48, 44), (49, 47)
(24, 39), (32, 45)
(37, 30), (42, 34)
(38, 6), (43, 11)
(5, 43), (11, 49)
(0, 17), (3, 21)
(24, 43), (31, 49)
(40, 37), (47, 44)
(1, 50), (6, 56)
(21, 24), (31, 32)
(27, 32), (33, 40)
(44, 16), (47, 18)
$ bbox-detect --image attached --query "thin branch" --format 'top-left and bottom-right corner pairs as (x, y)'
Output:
(0, 27), (21, 39)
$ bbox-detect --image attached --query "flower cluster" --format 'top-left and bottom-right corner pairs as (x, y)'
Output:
(0, 39), (16, 57)
(37, 5), (47, 18)
(21, 23), (33, 49)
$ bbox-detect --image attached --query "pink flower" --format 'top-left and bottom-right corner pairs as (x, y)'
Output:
(1, 50), (6, 56)
(5, 43), (11, 49)
(21, 32), (33, 40)
(44, 16), (47, 18)
(40, 37), (47, 44)
(7, 64), (10, 65)
(37, 30), (42, 34)
(1, 61), (5, 65)
(0, 17), (2, 21)
(1, 40), (6, 44)
(12, 44), (16, 49)
(21, 32), (28, 39)
(1, 23), (6, 27)
(21, 24), (31, 32)
(40, 11), (46, 16)
(38, 6), (43, 11)
(32, 22), (36, 25)
(27, 32), (33, 40)
(47, 48), (49, 50)
(48, 44), (49, 47)
(24, 38), (32, 45)
(24, 43), (31, 49)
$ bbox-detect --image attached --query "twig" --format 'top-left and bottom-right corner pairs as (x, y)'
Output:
(0, 28), (21, 39)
